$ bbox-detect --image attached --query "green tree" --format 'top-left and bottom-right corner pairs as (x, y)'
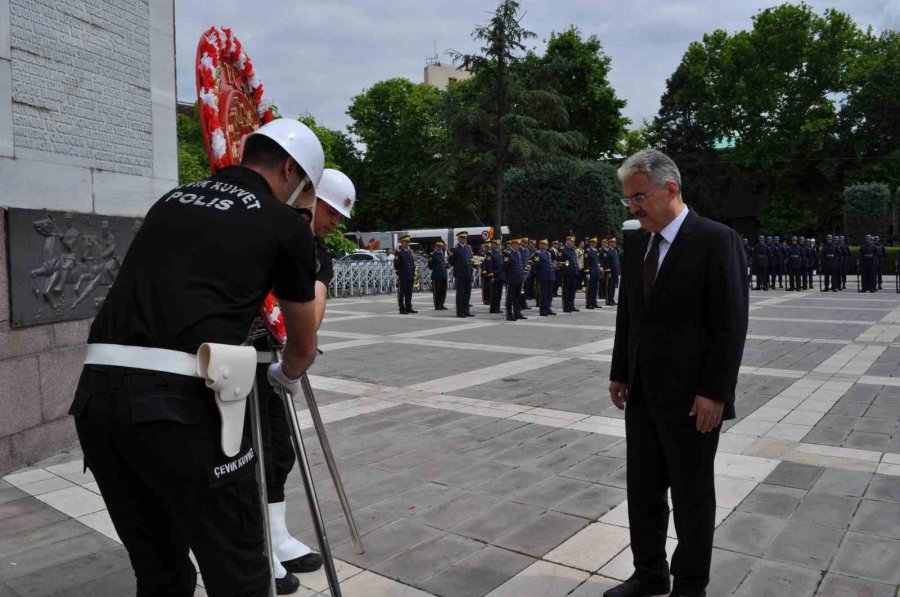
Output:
(176, 104), (211, 184)
(618, 120), (654, 157)
(538, 27), (628, 158)
(447, 0), (581, 232)
(843, 183), (891, 241)
(346, 78), (463, 230)
(504, 161), (624, 240)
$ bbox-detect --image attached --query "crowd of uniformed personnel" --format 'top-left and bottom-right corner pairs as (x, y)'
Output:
(418, 232), (622, 319)
(745, 234), (889, 293)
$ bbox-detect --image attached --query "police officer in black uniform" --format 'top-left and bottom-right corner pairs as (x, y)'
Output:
(479, 241), (492, 305)
(743, 238), (752, 286)
(840, 236), (851, 290)
(772, 236), (784, 288)
(394, 235), (417, 313)
(70, 119), (325, 597)
(860, 234), (877, 292)
(606, 237), (621, 305)
(821, 234), (838, 292)
(449, 231), (473, 317)
(787, 236), (802, 291)
(430, 241), (448, 310)
(875, 236), (886, 290)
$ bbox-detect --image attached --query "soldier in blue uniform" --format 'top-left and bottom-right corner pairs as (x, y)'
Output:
(584, 237), (603, 309)
(772, 236), (784, 289)
(807, 238), (817, 289)
(820, 235), (838, 292)
(449, 231), (474, 317)
(503, 239), (526, 321)
(765, 236), (776, 289)
(489, 238), (505, 313)
(394, 234), (417, 313)
(430, 240), (448, 309)
(560, 235), (579, 312)
(605, 237), (621, 305)
(840, 236), (850, 290)
(518, 238), (531, 311)
(550, 240), (562, 297)
(752, 235), (769, 290)
(860, 234), (877, 292)
(874, 236), (885, 290)
(787, 236), (802, 291)
(743, 238), (753, 286)
(479, 241), (492, 305)
(523, 238), (537, 300)
(534, 239), (557, 316)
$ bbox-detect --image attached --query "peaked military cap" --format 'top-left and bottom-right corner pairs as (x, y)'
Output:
(456, 231), (468, 237)
(399, 234), (411, 242)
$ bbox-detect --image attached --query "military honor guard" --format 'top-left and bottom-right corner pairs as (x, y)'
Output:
(449, 231), (474, 317)
(875, 236), (886, 290)
(560, 236), (579, 312)
(535, 239), (557, 316)
(394, 235), (417, 313)
(606, 237), (621, 305)
(550, 240), (562, 297)
(840, 236), (850, 290)
(787, 236), (803, 291)
(490, 238), (505, 313)
(821, 235), (839, 292)
(503, 239), (526, 321)
(518, 238), (531, 310)
(584, 237), (603, 309)
(430, 241), (449, 309)
(752, 235), (769, 290)
(860, 235), (877, 292)
(479, 241), (492, 304)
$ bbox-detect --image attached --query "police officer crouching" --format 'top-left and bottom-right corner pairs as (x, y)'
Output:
(394, 235), (417, 313)
(70, 119), (325, 597)
(256, 168), (354, 592)
(430, 241), (448, 310)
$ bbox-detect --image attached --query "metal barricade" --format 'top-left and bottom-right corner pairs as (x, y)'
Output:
(329, 261), (456, 298)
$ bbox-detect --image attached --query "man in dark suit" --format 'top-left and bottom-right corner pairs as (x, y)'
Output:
(606, 149), (749, 597)
(394, 235), (417, 314)
(430, 241), (448, 309)
(449, 231), (474, 317)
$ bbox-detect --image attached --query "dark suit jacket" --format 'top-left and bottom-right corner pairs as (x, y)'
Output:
(610, 209), (748, 420)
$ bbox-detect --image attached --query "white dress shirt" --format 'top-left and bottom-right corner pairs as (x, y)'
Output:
(643, 205), (689, 273)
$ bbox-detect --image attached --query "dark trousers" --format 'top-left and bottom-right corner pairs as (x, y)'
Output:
(481, 276), (491, 304)
(842, 267), (848, 289)
(788, 267), (801, 290)
(506, 282), (522, 320)
(586, 273), (600, 307)
(625, 386), (719, 592)
(822, 268), (835, 290)
(606, 274), (619, 304)
(561, 276), (577, 311)
(754, 267), (768, 289)
(432, 278), (447, 309)
(519, 285), (529, 309)
(257, 364), (295, 503)
(775, 267), (783, 288)
(524, 272), (536, 298)
(490, 278), (504, 313)
(455, 277), (471, 315)
(397, 277), (413, 312)
(539, 280), (554, 314)
(862, 265), (876, 292)
(806, 268), (813, 289)
(877, 264), (884, 288)
(72, 367), (270, 597)
(769, 267), (776, 287)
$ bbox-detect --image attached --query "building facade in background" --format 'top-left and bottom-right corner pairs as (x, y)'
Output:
(0, 0), (177, 472)
(424, 62), (472, 90)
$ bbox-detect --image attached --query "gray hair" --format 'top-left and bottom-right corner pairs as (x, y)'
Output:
(617, 149), (682, 191)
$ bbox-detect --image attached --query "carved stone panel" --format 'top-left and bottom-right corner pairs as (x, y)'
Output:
(6, 209), (142, 328)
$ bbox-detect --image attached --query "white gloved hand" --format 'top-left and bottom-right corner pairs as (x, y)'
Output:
(267, 362), (302, 397)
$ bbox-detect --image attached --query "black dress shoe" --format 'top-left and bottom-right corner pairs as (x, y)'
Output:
(548, 311), (557, 315)
(408, 309), (418, 314)
(517, 315), (527, 320)
(466, 313), (475, 317)
(399, 310), (408, 314)
(457, 314), (467, 318)
(669, 590), (705, 597)
(603, 575), (670, 597)
(275, 572), (300, 595)
(283, 552), (323, 574)
(571, 308), (580, 312)
(540, 312), (549, 316)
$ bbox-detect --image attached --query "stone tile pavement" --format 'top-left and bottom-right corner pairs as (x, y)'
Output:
(3, 286), (900, 596)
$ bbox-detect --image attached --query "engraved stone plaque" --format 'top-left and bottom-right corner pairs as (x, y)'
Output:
(7, 209), (142, 328)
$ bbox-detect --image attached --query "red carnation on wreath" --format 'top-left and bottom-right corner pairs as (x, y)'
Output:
(196, 26), (275, 171)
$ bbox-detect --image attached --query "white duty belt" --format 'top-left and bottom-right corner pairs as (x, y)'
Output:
(84, 343), (257, 457)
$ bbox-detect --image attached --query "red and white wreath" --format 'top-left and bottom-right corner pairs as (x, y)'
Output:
(196, 26), (275, 170)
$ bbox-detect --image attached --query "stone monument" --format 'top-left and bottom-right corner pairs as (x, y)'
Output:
(0, 0), (177, 472)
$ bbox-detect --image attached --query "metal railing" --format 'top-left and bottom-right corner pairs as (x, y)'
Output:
(328, 261), (463, 297)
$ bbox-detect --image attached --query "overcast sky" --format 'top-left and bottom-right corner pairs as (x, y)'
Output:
(174, 0), (899, 134)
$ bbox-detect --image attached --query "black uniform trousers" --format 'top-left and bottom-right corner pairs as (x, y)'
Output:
(524, 272), (536, 299)
(455, 276), (471, 316)
(561, 275), (577, 311)
(606, 274), (619, 305)
(586, 274), (600, 307)
(539, 281), (554, 315)
(788, 266), (801, 291)
(822, 267), (836, 291)
(862, 263), (876, 292)
(72, 366), (270, 597)
(432, 278), (447, 309)
(490, 278), (504, 313)
(506, 282), (522, 320)
(625, 383), (719, 592)
(397, 278), (413, 312)
(754, 267), (768, 289)
(481, 276), (491, 304)
(257, 364), (295, 504)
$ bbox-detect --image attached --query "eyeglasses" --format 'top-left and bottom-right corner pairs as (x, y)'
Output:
(620, 186), (662, 207)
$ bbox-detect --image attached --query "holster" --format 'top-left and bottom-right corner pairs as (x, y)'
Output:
(196, 343), (257, 457)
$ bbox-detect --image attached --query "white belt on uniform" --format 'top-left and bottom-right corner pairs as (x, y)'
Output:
(84, 342), (257, 457)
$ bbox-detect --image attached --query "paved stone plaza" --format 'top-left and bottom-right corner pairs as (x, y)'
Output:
(2, 286), (900, 596)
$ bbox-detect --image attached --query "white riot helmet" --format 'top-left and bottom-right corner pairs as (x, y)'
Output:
(316, 169), (356, 219)
(244, 119), (325, 206)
